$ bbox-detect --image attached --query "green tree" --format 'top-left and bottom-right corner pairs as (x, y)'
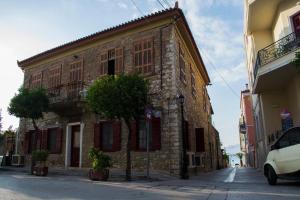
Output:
(8, 87), (49, 170)
(86, 74), (148, 181)
(236, 152), (244, 167)
(291, 51), (300, 72)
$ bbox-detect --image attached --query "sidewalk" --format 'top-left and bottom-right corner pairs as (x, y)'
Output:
(0, 166), (177, 182)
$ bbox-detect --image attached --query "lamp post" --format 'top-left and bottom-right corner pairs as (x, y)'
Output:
(178, 94), (189, 179)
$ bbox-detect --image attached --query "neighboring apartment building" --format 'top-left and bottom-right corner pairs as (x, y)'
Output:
(17, 7), (217, 176)
(239, 85), (256, 167)
(244, 0), (300, 169)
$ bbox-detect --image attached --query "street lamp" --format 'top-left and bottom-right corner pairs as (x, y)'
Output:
(177, 94), (189, 179)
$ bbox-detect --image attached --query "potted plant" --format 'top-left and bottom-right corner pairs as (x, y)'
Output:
(88, 148), (112, 181)
(32, 150), (49, 176)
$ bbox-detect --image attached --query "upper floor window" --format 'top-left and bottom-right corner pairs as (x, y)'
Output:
(99, 47), (123, 76)
(47, 66), (62, 97)
(179, 44), (186, 84)
(69, 59), (83, 98)
(134, 38), (153, 74)
(30, 72), (43, 89)
(202, 86), (207, 111)
(190, 66), (196, 97)
(292, 13), (300, 36)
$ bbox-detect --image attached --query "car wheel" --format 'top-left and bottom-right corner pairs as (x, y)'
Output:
(267, 166), (277, 185)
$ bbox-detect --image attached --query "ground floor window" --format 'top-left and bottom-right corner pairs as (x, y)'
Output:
(94, 121), (121, 152)
(102, 122), (113, 150)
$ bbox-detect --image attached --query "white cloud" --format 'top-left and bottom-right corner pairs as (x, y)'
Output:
(117, 2), (128, 9)
(210, 62), (247, 84)
(179, 0), (244, 83)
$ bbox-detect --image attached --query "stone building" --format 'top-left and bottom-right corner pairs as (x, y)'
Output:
(17, 6), (215, 176)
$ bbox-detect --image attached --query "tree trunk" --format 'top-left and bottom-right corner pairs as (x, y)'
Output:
(31, 119), (40, 174)
(124, 119), (131, 181)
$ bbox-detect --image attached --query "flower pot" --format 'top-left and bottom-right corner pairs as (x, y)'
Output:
(33, 166), (48, 176)
(89, 169), (109, 181)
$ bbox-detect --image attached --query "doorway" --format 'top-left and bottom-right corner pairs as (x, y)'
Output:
(292, 12), (300, 36)
(71, 125), (80, 167)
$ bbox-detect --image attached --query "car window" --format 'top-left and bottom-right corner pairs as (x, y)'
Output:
(288, 128), (300, 146)
(278, 133), (290, 149)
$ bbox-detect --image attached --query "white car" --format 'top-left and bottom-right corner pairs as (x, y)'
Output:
(264, 127), (300, 185)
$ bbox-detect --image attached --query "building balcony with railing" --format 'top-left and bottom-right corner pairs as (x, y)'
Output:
(252, 32), (300, 93)
(47, 81), (87, 116)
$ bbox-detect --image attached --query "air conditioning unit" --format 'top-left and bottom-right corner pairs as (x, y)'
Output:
(11, 155), (25, 166)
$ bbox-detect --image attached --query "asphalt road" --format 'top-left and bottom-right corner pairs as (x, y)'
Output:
(0, 167), (300, 200)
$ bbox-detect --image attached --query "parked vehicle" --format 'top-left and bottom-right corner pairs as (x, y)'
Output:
(264, 127), (300, 185)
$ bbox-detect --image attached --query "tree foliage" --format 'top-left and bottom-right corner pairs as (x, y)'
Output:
(291, 51), (300, 72)
(86, 74), (148, 180)
(8, 87), (49, 122)
(86, 74), (148, 120)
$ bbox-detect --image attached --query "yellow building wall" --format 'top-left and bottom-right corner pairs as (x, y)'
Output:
(273, 0), (300, 41)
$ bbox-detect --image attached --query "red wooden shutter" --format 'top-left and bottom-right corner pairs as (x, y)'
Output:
(151, 117), (161, 150)
(36, 130), (42, 150)
(55, 128), (63, 154)
(94, 123), (102, 150)
(293, 14), (300, 36)
(30, 72), (43, 89)
(69, 60), (83, 98)
(115, 47), (123, 74)
(112, 121), (121, 151)
(48, 66), (62, 96)
(24, 132), (30, 154)
(100, 52), (108, 75)
(184, 121), (190, 151)
(130, 121), (137, 150)
(41, 130), (48, 150)
(195, 128), (205, 152)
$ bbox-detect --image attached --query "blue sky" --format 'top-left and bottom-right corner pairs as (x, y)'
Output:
(0, 0), (246, 149)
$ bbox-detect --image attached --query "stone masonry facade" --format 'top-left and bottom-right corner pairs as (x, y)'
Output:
(18, 8), (216, 177)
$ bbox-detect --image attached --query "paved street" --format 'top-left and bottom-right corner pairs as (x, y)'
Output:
(0, 167), (300, 200)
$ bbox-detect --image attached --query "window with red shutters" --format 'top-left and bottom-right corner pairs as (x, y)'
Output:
(190, 66), (196, 98)
(112, 121), (121, 151)
(179, 44), (186, 84)
(195, 128), (205, 152)
(151, 117), (161, 151)
(134, 38), (153, 74)
(293, 13), (300, 36)
(69, 60), (83, 98)
(99, 52), (108, 76)
(115, 47), (124, 74)
(41, 130), (48, 150)
(130, 121), (138, 150)
(203, 86), (207, 111)
(134, 117), (161, 151)
(48, 66), (62, 97)
(30, 72), (43, 89)
(46, 128), (62, 154)
(94, 121), (121, 152)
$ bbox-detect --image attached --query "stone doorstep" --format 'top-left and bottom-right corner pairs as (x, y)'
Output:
(0, 166), (177, 182)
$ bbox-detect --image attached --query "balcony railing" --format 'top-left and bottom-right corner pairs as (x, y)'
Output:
(48, 81), (86, 104)
(253, 32), (300, 80)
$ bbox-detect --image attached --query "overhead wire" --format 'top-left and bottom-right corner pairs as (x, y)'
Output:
(200, 50), (240, 98)
(156, 0), (166, 9)
(129, 0), (145, 16)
